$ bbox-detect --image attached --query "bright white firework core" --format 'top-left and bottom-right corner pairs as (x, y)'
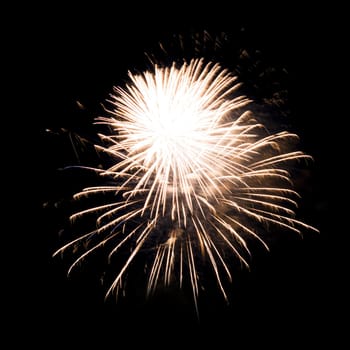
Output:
(102, 58), (250, 222)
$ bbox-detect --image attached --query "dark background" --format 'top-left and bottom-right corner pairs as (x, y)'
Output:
(14, 3), (345, 348)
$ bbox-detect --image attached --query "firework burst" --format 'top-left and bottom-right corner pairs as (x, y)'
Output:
(53, 57), (318, 312)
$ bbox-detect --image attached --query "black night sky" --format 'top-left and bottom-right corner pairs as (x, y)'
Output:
(16, 3), (345, 348)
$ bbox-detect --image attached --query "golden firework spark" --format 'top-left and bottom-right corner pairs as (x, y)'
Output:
(54, 58), (318, 312)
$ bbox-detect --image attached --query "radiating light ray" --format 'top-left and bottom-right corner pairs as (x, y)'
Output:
(54, 57), (318, 308)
